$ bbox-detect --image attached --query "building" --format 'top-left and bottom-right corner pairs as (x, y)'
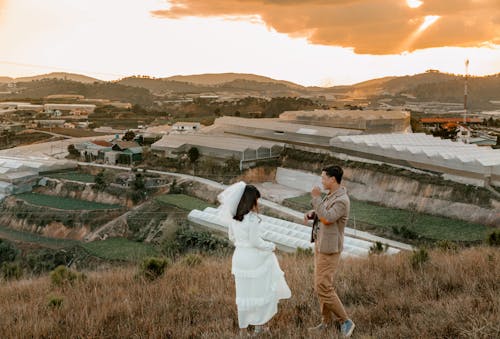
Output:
(171, 122), (201, 133)
(44, 104), (96, 115)
(420, 117), (483, 132)
(279, 109), (411, 133)
(74, 140), (113, 160)
(151, 133), (283, 168)
(109, 141), (143, 164)
(330, 133), (500, 187)
(0, 123), (26, 133)
(212, 116), (362, 149)
(35, 120), (66, 128)
(0, 155), (77, 199)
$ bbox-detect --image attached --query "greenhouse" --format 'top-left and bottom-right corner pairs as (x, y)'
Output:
(330, 133), (500, 186)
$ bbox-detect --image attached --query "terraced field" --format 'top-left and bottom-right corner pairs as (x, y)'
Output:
(156, 194), (214, 211)
(16, 193), (120, 210)
(284, 194), (492, 242)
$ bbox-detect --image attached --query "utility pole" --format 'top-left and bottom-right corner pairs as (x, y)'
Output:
(463, 59), (470, 144)
(464, 59), (469, 124)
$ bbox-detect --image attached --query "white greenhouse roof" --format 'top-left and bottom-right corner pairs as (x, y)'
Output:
(0, 155), (76, 174)
(330, 133), (500, 174)
(214, 116), (362, 138)
(152, 134), (284, 153)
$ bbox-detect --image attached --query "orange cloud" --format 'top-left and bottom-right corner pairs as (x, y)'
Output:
(152, 0), (500, 54)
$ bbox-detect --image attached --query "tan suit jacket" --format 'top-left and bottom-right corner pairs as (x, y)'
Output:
(311, 186), (350, 254)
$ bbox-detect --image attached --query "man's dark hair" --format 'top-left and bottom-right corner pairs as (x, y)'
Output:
(234, 185), (261, 221)
(322, 165), (343, 184)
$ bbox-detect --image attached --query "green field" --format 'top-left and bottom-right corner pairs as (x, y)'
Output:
(16, 193), (120, 210)
(0, 225), (79, 248)
(284, 194), (492, 242)
(45, 172), (95, 183)
(0, 226), (159, 262)
(81, 238), (159, 262)
(156, 194), (214, 211)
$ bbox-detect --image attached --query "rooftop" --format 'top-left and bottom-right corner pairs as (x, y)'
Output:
(152, 133), (284, 152)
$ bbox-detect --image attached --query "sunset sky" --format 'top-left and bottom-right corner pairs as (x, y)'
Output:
(0, 0), (499, 86)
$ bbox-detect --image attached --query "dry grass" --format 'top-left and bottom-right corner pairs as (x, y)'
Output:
(0, 247), (498, 338)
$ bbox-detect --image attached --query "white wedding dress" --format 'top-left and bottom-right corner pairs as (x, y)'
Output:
(229, 211), (291, 329)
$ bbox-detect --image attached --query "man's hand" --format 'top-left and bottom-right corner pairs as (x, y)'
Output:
(304, 210), (316, 225)
(311, 186), (322, 198)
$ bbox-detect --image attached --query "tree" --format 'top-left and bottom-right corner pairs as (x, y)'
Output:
(133, 173), (145, 190)
(94, 170), (106, 190)
(67, 144), (80, 158)
(123, 130), (136, 141)
(187, 147), (200, 164)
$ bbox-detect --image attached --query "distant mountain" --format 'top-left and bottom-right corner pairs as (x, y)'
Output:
(164, 73), (305, 89)
(117, 75), (307, 96)
(2, 78), (152, 106)
(0, 77), (14, 83)
(1, 71), (499, 110)
(341, 72), (460, 98)
(10, 72), (101, 84)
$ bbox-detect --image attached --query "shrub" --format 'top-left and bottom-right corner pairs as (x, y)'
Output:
(47, 296), (64, 308)
(24, 249), (73, 275)
(410, 248), (430, 269)
(295, 247), (313, 257)
(369, 241), (388, 255)
(486, 230), (500, 247)
(435, 240), (459, 252)
(50, 265), (83, 287)
(175, 227), (232, 254)
(139, 257), (170, 281)
(0, 239), (19, 263)
(1, 262), (22, 281)
(182, 253), (203, 267)
(163, 238), (181, 258)
(395, 225), (419, 240)
(169, 179), (184, 194)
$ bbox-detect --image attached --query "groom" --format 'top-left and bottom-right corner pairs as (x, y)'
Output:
(304, 165), (355, 338)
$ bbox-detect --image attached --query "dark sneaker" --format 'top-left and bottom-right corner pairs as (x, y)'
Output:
(340, 319), (355, 337)
(307, 323), (329, 332)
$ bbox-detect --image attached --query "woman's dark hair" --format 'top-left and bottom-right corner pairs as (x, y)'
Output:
(233, 185), (261, 221)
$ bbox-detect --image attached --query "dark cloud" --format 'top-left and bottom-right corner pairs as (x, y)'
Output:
(151, 0), (500, 54)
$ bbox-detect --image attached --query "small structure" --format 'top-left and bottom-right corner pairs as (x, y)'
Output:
(101, 141), (143, 165)
(172, 122), (201, 133)
(74, 140), (113, 161)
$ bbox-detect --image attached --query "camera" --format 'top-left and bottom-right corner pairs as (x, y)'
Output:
(306, 212), (316, 220)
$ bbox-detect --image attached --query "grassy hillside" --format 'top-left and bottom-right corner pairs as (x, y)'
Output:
(4, 79), (153, 106)
(0, 247), (498, 338)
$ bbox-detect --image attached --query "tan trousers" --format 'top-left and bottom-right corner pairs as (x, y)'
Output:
(314, 245), (348, 324)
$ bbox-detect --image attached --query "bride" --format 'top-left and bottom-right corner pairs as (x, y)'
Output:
(218, 182), (291, 336)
